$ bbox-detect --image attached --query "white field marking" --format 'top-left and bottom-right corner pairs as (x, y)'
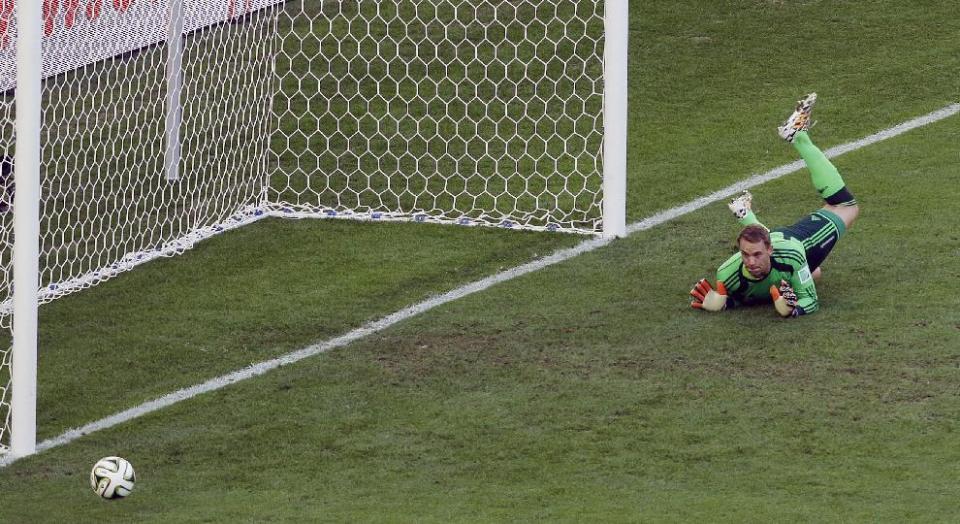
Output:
(1, 102), (957, 467)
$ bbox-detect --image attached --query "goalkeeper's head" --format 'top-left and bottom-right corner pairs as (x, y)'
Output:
(737, 224), (772, 279)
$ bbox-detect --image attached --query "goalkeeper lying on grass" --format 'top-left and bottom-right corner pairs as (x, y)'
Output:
(691, 93), (859, 317)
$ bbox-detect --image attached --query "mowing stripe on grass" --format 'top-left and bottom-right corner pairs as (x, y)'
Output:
(2, 102), (957, 467)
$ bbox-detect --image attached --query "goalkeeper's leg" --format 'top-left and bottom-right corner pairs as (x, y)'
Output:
(792, 130), (860, 229)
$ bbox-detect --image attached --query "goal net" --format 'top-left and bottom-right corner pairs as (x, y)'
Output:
(0, 0), (620, 456)
(267, 1), (606, 232)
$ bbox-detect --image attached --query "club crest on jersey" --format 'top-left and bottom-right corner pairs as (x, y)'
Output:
(798, 265), (812, 284)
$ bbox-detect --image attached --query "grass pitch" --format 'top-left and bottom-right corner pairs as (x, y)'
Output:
(1, 0), (959, 521)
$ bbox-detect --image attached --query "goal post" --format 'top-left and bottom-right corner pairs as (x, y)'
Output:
(602, 0), (628, 238)
(10, 0), (41, 459)
(0, 0), (628, 458)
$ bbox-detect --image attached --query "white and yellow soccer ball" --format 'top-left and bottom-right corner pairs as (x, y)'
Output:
(90, 456), (136, 499)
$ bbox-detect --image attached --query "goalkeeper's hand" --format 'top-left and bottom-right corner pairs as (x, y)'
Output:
(690, 278), (728, 312)
(769, 279), (798, 317)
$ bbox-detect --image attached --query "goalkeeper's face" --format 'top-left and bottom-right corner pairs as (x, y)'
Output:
(738, 238), (773, 279)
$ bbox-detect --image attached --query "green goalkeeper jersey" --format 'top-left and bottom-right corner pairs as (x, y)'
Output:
(716, 232), (818, 315)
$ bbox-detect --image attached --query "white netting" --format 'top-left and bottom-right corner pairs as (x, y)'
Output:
(0, 2), (279, 452)
(0, 0), (609, 453)
(268, 1), (605, 232)
(0, 94), (13, 454)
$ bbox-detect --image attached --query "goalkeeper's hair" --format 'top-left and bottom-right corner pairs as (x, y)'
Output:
(737, 224), (771, 247)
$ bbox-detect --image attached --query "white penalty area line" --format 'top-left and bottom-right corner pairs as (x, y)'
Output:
(2, 102), (957, 468)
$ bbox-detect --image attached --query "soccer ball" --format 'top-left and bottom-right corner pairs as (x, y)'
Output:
(90, 456), (136, 499)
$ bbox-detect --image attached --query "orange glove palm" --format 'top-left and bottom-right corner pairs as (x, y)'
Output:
(690, 279), (728, 312)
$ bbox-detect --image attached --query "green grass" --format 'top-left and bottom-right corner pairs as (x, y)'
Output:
(30, 220), (579, 437)
(1, 0), (960, 521)
(632, 0), (960, 217)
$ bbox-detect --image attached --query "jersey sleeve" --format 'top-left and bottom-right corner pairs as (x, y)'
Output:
(788, 264), (819, 315)
(772, 240), (819, 316)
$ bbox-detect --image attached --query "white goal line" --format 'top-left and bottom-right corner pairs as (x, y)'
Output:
(2, 101), (957, 467)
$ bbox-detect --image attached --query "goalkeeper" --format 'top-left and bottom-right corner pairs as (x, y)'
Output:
(690, 93), (859, 317)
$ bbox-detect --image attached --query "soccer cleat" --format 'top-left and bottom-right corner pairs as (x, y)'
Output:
(727, 190), (752, 220)
(777, 92), (817, 142)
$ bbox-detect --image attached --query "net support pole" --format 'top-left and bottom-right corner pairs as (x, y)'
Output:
(11, 0), (43, 458)
(602, 0), (628, 238)
(165, 0), (185, 182)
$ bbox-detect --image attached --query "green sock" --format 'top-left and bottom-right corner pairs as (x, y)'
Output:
(792, 130), (849, 202)
(738, 210), (762, 228)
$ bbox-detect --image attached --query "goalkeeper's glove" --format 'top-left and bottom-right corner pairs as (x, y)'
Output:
(769, 279), (798, 317)
(690, 278), (728, 312)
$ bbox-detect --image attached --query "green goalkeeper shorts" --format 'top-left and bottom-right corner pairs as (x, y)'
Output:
(773, 209), (846, 271)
